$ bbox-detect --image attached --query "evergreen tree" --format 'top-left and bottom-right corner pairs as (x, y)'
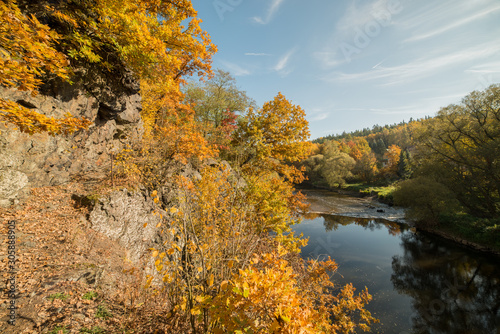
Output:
(398, 149), (412, 180)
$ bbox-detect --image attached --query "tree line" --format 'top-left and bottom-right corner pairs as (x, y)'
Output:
(301, 84), (500, 248)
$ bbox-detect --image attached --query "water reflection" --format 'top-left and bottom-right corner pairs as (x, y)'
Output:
(321, 214), (404, 236)
(295, 214), (500, 334)
(392, 232), (500, 334)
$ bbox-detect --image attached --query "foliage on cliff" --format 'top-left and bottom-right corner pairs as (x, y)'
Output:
(0, 1), (91, 135)
(1, 0), (216, 137)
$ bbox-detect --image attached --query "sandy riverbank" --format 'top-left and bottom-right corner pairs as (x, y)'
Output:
(301, 188), (407, 223)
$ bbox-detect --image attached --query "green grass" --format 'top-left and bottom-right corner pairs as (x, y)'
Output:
(96, 304), (113, 319)
(48, 292), (69, 302)
(342, 182), (396, 204)
(82, 291), (98, 300)
(50, 326), (69, 334)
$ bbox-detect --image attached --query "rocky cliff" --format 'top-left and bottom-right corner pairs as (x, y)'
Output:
(0, 69), (144, 207)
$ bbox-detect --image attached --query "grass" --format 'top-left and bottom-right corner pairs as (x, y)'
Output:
(342, 182), (396, 204)
(82, 291), (98, 300)
(50, 326), (69, 334)
(48, 292), (69, 301)
(96, 304), (113, 319)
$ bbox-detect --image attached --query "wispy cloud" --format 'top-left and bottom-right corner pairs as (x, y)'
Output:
(273, 48), (296, 75)
(311, 113), (330, 121)
(253, 0), (285, 25)
(220, 61), (251, 76)
(245, 52), (272, 56)
(336, 0), (397, 36)
(404, 4), (500, 42)
(315, 0), (401, 68)
(313, 52), (349, 68)
(464, 61), (500, 74)
(308, 107), (332, 122)
(323, 43), (500, 86)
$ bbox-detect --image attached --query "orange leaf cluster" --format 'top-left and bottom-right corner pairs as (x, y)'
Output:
(0, 1), (89, 135)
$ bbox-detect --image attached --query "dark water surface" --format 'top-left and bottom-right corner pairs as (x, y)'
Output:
(294, 208), (500, 333)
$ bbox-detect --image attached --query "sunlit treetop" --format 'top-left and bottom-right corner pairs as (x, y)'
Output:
(1, 0), (217, 135)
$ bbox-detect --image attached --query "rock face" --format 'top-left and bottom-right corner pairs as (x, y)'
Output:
(89, 189), (169, 265)
(0, 70), (144, 207)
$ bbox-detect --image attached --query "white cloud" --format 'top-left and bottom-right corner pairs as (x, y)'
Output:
(311, 113), (330, 121)
(315, 0), (402, 68)
(465, 61), (500, 74)
(220, 61), (251, 76)
(245, 52), (272, 56)
(403, 4), (500, 42)
(313, 51), (349, 68)
(253, 0), (285, 25)
(336, 0), (398, 36)
(323, 43), (500, 86)
(273, 48), (296, 74)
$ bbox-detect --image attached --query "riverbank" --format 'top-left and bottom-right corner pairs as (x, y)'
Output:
(301, 186), (500, 258)
(300, 188), (406, 223)
(299, 181), (396, 205)
(416, 224), (500, 257)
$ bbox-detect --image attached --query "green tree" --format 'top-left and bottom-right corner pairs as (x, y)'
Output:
(393, 175), (462, 224)
(320, 141), (355, 187)
(184, 69), (255, 128)
(183, 69), (255, 149)
(397, 149), (412, 180)
(417, 84), (500, 218)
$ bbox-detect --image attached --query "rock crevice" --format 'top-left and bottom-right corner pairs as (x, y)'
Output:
(0, 70), (144, 207)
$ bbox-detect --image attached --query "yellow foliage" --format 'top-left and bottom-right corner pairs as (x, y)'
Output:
(235, 92), (312, 164)
(209, 250), (377, 333)
(0, 1), (90, 135)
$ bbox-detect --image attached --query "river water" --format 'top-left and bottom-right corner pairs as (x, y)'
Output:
(295, 189), (500, 334)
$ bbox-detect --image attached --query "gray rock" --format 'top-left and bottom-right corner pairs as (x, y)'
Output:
(89, 189), (168, 265)
(0, 170), (29, 207)
(0, 68), (144, 206)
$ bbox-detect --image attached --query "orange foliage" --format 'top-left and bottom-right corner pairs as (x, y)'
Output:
(236, 92), (311, 163)
(382, 144), (401, 175)
(209, 247), (377, 333)
(339, 138), (372, 161)
(234, 93), (313, 184)
(0, 1), (90, 135)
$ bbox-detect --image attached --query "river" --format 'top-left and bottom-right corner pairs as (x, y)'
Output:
(295, 189), (500, 334)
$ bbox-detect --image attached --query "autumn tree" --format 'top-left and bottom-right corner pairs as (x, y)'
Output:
(0, 1), (90, 135)
(183, 69), (255, 150)
(150, 165), (376, 333)
(414, 84), (500, 218)
(352, 152), (378, 182)
(322, 155), (356, 188)
(209, 248), (376, 333)
(3, 0), (216, 141)
(301, 140), (355, 187)
(380, 144), (401, 178)
(233, 92), (312, 183)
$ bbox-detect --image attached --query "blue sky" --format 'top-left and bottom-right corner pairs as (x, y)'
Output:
(190, 0), (500, 140)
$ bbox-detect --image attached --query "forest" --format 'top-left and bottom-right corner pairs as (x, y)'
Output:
(302, 85), (500, 251)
